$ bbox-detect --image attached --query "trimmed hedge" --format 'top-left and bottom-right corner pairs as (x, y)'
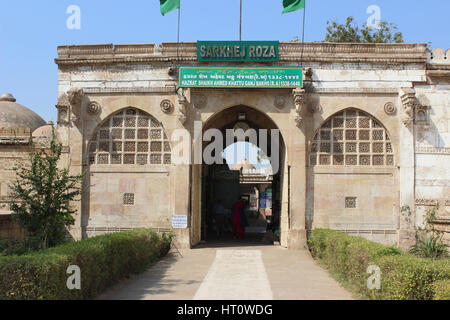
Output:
(308, 229), (450, 300)
(433, 280), (450, 300)
(0, 229), (171, 300)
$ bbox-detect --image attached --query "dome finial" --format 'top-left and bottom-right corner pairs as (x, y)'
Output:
(0, 93), (16, 102)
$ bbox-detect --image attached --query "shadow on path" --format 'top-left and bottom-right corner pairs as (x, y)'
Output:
(98, 252), (202, 300)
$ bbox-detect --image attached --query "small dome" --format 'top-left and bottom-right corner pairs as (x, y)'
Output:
(0, 94), (46, 132)
(232, 158), (256, 171)
(32, 122), (54, 138)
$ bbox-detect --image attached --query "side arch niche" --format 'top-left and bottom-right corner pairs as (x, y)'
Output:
(306, 108), (398, 246)
(88, 108), (172, 166)
(309, 108), (395, 167)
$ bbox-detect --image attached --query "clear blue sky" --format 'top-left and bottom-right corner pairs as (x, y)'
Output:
(0, 0), (448, 123)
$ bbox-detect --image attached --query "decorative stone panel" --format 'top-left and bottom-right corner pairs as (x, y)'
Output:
(192, 94), (207, 109)
(56, 93), (70, 126)
(414, 105), (431, 125)
(274, 96), (286, 110)
(87, 101), (102, 116)
(384, 102), (397, 116)
(160, 99), (174, 114)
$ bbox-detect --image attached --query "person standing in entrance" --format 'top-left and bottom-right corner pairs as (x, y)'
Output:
(232, 199), (248, 240)
(214, 200), (227, 237)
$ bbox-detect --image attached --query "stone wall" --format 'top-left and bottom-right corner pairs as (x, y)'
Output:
(0, 215), (23, 241)
(54, 42), (450, 249)
(0, 144), (31, 240)
(0, 145), (30, 212)
(413, 50), (450, 245)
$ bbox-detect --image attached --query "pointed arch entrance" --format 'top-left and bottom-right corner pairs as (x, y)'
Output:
(191, 105), (288, 246)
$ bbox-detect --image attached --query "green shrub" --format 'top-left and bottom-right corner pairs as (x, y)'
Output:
(0, 237), (8, 254)
(0, 229), (171, 300)
(409, 233), (448, 259)
(372, 255), (450, 300)
(433, 280), (450, 300)
(308, 229), (450, 300)
(409, 205), (448, 259)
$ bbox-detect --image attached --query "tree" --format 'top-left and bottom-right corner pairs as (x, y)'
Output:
(325, 16), (404, 43)
(9, 133), (84, 250)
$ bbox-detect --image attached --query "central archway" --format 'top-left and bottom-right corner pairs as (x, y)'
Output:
(192, 105), (288, 247)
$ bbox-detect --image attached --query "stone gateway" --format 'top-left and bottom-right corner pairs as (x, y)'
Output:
(0, 42), (449, 250)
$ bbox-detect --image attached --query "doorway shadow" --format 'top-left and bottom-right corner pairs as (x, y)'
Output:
(194, 231), (276, 249)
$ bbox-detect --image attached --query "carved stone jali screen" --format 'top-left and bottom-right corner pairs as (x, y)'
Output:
(88, 108), (171, 165)
(310, 109), (394, 167)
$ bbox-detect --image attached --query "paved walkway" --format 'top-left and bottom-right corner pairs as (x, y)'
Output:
(98, 238), (354, 300)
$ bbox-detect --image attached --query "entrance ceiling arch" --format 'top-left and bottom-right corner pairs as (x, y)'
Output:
(202, 105), (285, 151)
(203, 105), (286, 160)
(204, 105), (279, 132)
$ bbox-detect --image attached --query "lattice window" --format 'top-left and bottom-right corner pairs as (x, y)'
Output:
(123, 193), (135, 206)
(310, 109), (394, 166)
(345, 197), (357, 208)
(88, 108), (171, 165)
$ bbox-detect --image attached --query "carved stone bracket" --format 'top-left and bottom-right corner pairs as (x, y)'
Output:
(303, 68), (313, 90)
(177, 94), (187, 125)
(293, 88), (306, 127)
(67, 88), (84, 125)
(400, 88), (417, 127)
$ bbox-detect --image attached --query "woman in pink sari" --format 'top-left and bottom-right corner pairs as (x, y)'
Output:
(232, 200), (248, 240)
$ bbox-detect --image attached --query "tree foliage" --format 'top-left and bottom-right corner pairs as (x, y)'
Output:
(325, 16), (404, 43)
(9, 134), (84, 250)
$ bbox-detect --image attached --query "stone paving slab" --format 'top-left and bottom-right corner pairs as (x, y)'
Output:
(194, 250), (273, 300)
(98, 244), (354, 300)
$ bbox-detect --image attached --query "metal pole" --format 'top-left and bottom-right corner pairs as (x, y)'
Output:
(300, 1), (306, 66)
(178, 1), (181, 43)
(177, 0), (181, 61)
(239, 0), (242, 41)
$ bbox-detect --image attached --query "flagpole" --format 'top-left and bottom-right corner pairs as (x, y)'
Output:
(239, 0), (242, 41)
(300, 1), (306, 67)
(177, 0), (181, 62)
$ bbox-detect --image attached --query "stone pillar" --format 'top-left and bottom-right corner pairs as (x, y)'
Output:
(173, 164), (191, 249)
(190, 164), (202, 247)
(172, 91), (191, 249)
(66, 88), (85, 241)
(398, 88), (417, 250)
(289, 88), (308, 249)
(280, 158), (290, 248)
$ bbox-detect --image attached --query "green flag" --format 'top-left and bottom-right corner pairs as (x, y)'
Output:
(160, 0), (180, 16)
(282, 0), (305, 14)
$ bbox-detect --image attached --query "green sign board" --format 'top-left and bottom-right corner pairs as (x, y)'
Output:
(179, 67), (303, 89)
(197, 41), (279, 62)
